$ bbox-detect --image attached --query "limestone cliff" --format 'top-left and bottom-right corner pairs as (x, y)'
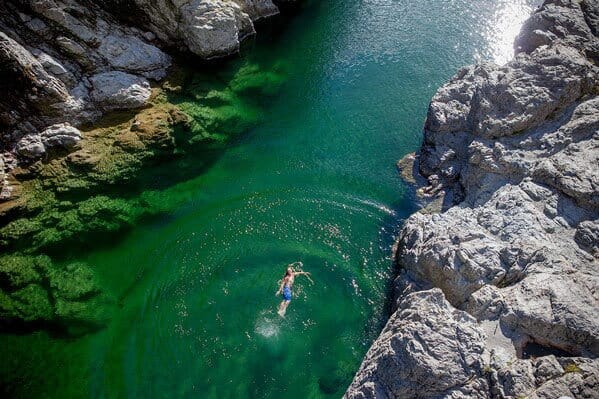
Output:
(346, 0), (599, 398)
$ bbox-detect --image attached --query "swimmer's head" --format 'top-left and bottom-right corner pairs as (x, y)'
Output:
(286, 267), (293, 276)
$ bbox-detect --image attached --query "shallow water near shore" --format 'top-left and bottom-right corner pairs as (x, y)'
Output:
(1, 0), (538, 397)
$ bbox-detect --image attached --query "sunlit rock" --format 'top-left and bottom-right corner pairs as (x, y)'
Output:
(347, 0), (599, 397)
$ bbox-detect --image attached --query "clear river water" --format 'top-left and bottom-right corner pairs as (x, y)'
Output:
(1, 0), (537, 397)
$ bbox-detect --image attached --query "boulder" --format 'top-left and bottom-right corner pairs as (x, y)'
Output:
(180, 0), (254, 59)
(89, 71), (152, 111)
(16, 135), (46, 158)
(41, 123), (82, 149)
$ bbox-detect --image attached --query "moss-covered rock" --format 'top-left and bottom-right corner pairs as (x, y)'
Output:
(170, 60), (285, 146)
(0, 255), (54, 323)
(0, 254), (48, 289)
(49, 262), (101, 301)
(0, 254), (115, 335)
(0, 59), (287, 262)
(228, 62), (287, 96)
(0, 284), (54, 323)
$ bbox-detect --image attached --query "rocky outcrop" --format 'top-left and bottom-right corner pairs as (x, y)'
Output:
(346, 289), (489, 399)
(0, 0), (295, 194)
(347, 0), (599, 398)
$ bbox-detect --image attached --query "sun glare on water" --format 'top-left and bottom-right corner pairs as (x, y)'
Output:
(485, 0), (538, 64)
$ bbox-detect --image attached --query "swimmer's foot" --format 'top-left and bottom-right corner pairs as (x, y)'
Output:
(277, 309), (286, 317)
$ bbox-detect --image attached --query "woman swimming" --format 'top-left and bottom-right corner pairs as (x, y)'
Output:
(276, 262), (312, 317)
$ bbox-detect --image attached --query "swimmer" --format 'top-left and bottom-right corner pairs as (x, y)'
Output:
(275, 262), (312, 317)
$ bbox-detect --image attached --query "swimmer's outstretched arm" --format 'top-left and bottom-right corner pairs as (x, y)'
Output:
(294, 270), (314, 284)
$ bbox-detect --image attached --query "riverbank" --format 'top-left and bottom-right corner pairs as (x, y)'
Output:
(346, 1), (599, 397)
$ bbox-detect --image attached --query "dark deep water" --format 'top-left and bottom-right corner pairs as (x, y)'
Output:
(0, 0), (538, 397)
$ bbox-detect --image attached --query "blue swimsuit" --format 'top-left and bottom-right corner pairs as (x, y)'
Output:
(282, 285), (292, 301)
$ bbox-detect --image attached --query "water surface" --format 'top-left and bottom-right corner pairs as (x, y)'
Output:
(1, 0), (538, 397)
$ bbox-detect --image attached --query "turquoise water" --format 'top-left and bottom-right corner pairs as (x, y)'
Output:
(1, 1), (537, 397)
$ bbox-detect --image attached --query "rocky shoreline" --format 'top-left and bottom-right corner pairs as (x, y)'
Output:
(0, 0), (294, 199)
(0, 0), (294, 334)
(345, 1), (598, 398)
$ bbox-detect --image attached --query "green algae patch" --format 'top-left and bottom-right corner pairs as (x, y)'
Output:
(0, 254), (115, 335)
(0, 59), (288, 257)
(2, 193), (148, 254)
(168, 60), (287, 146)
(1, 284), (54, 322)
(0, 254), (48, 288)
(229, 61), (288, 96)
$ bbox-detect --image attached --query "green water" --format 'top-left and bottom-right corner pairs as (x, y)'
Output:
(1, 0), (538, 397)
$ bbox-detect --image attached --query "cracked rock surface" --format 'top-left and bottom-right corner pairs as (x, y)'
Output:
(346, 1), (599, 398)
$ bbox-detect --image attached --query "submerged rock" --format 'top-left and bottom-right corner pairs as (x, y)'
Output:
(346, 0), (599, 397)
(0, 254), (115, 335)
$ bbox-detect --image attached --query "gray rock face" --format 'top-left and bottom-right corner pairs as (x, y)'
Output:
(28, 0), (172, 78)
(89, 72), (152, 111)
(347, 1), (599, 397)
(492, 356), (599, 399)
(96, 33), (171, 80)
(345, 289), (488, 399)
(0, 31), (71, 116)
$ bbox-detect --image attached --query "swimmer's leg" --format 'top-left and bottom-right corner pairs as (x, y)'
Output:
(278, 300), (290, 317)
